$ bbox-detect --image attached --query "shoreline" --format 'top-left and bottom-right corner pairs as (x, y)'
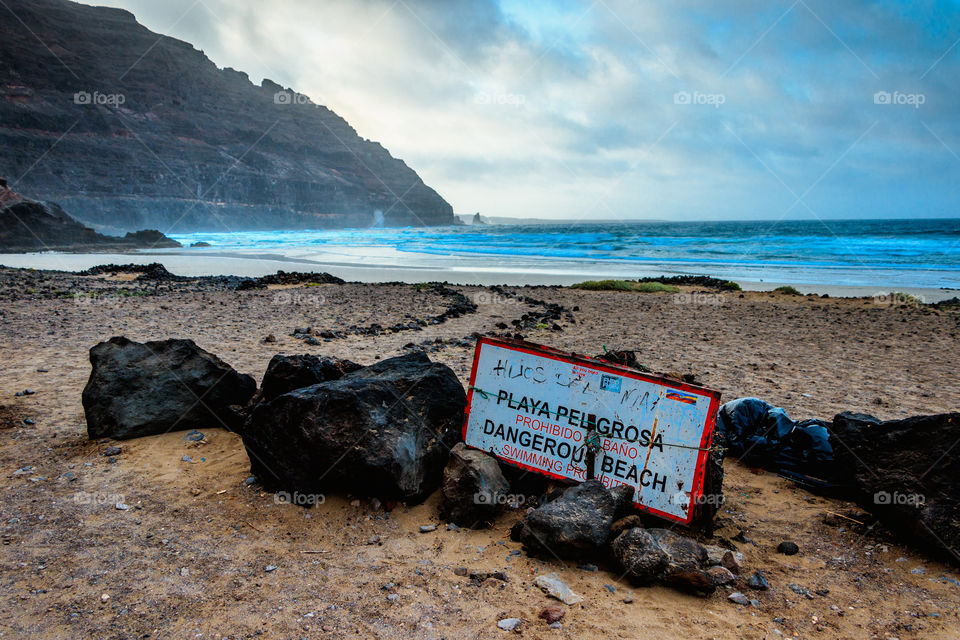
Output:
(1, 250), (958, 302)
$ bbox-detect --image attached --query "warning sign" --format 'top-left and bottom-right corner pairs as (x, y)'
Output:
(463, 337), (721, 524)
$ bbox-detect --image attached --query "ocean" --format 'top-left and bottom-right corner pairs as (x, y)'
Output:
(3, 218), (958, 294)
(167, 218), (960, 291)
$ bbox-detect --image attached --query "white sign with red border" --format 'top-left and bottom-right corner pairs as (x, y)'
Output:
(463, 337), (721, 524)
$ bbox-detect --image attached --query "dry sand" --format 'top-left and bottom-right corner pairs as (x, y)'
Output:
(0, 267), (958, 639)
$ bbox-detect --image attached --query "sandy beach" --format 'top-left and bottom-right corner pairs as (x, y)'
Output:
(0, 265), (958, 639)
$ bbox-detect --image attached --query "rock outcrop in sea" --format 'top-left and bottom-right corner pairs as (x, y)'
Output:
(0, 178), (181, 251)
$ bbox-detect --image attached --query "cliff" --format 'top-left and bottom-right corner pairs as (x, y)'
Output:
(0, 0), (454, 234)
(0, 178), (181, 251)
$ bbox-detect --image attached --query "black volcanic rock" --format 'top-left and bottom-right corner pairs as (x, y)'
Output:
(439, 443), (510, 528)
(0, 181), (180, 251)
(241, 352), (465, 504)
(256, 354), (362, 403)
(510, 480), (634, 559)
(0, 0), (453, 234)
(610, 528), (715, 594)
(78, 263), (186, 281)
(830, 412), (960, 564)
(82, 337), (256, 440)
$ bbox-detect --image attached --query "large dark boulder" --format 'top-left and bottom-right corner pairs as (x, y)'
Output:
(610, 527), (715, 594)
(439, 443), (510, 528)
(510, 480), (634, 559)
(241, 352), (465, 504)
(830, 412), (960, 563)
(256, 354), (362, 402)
(82, 337), (256, 440)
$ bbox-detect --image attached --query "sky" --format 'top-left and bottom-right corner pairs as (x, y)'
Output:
(80, 0), (960, 221)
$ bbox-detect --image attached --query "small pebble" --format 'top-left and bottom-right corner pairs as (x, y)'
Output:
(728, 592), (750, 606)
(103, 446), (121, 456)
(497, 618), (521, 631)
(777, 541), (800, 555)
(265, 565), (277, 572)
(419, 524), (437, 533)
(539, 607), (565, 624)
(747, 571), (769, 590)
(115, 502), (130, 511)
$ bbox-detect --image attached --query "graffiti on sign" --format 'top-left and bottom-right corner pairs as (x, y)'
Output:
(463, 337), (721, 524)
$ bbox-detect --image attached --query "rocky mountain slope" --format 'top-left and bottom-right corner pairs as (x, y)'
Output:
(0, 177), (180, 251)
(0, 0), (454, 234)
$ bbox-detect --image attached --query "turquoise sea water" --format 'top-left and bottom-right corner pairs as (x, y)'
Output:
(169, 219), (960, 290)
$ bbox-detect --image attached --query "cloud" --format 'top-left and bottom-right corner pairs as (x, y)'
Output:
(81, 0), (960, 219)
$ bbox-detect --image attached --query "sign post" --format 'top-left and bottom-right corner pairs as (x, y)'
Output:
(463, 337), (721, 525)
